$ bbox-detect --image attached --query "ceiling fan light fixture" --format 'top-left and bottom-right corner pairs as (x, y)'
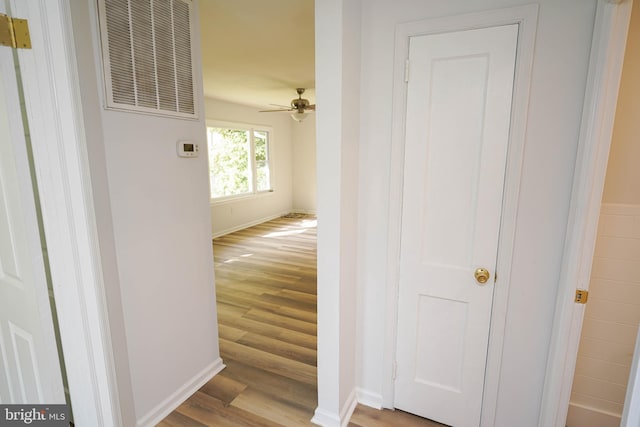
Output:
(291, 111), (308, 122)
(260, 88), (315, 119)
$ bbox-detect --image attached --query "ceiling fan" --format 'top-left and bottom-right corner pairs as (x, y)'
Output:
(260, 88), (315, 122)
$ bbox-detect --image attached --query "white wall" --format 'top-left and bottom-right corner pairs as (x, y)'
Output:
(313, 0), (361, 424)
(71, 1), (221, 424)
(339, 0), (361, 415)
(292, 115), (317, 213)
(204, 97), (295, 237)
(353, 0), (597, 425)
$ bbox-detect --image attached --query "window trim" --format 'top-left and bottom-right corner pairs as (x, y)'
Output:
(206, 119), (275, 203)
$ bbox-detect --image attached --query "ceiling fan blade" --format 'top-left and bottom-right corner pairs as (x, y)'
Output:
(260, 89), (315, 114)
(259, 108), (294, 113)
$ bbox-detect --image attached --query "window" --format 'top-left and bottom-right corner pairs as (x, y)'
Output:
(207, 123), (273, 200)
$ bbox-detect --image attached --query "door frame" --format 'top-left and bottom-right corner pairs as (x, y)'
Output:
(7, 0), (120, 425)
(539, 1), (633, 426)
(383, 5), (539, 425)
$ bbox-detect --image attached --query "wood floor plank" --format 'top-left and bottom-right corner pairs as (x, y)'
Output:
(349, 406), (447, 427)
(215, 301), (250, 318)
(215, 278), (291, 297)
(274, 288), (316, 304)
(259, 293), (317, 313)
(157, 411), (208, 427)
(219, 338), (316, 386)
(276, 328), (317, 350)
(176, 390), (280, 427)
(219, 314), (316, 350)
(217, 323), (247, 342)
(269, 303), (317, 324)
(230, 388), (315, 427)
(216, 288), (282, 312)
(198, 374), (247, 406)
(174, 391), (248, 427)
(216, 268), (311, 290)
(236, 332), (317, 366)
(242, 308), (317, 335)
(220, 359), (317, 412)
(216, 281), (281, 296)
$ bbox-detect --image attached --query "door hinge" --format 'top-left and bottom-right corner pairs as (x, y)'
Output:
(575, 289), (589, 304)
(0, 14), (32, 49)
(404, 59), (410, 83)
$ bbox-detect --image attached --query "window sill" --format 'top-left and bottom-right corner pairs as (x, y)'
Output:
(210, 190), (274, 206)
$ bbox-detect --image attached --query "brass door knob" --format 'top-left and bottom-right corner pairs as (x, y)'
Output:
(474, 268), (490, 284)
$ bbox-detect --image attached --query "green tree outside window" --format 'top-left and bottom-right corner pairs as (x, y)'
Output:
(207, 125), (272, 199)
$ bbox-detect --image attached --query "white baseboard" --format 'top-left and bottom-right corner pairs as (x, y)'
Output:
(356, 387), (383, 409)
(311, 408), (341, 427)
(291, 208), (317, 215)
(211, 211), (289, 239)
(340, 389), (358, 427)
(311, 389), (358, 427)
(566, 402), (621, 427)
(135, 357), (225, 427)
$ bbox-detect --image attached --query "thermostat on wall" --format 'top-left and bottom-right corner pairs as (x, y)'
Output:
(177, 140), (199, 157)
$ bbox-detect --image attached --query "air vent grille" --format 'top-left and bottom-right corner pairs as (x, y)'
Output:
(99, 0), (196, 118)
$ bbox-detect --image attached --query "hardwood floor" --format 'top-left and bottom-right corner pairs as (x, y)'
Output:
(158, 215), (443, 427)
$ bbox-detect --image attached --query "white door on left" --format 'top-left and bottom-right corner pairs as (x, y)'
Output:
(0, 6), (65, 404)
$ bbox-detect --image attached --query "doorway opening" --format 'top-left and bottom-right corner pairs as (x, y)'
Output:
(566, 2), (640, 426)
(194, 0), (320, 424)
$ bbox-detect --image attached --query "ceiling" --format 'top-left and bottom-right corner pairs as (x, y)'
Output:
(199, 0), (315, 110)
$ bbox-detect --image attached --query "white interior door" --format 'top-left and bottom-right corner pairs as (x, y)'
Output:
(394, 24), (518, 427)
(0, 15), (66, 404)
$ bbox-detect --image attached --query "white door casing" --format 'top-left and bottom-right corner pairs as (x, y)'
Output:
(5, 0), (122, 423)
(539, 1), (634, 426)
(394, 24), (518, 427)
(0, 17), (66, 404)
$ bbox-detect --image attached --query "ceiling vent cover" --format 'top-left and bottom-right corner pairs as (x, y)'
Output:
(98, 0), (197, 118)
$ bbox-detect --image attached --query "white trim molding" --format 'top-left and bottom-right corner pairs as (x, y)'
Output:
(312, 388), (358, 427)
(292, 208), (318, 215)
(356, 387), (383, 410)
(9, 0), (122, 425)
(622, 323), (640, 427)
(211, 211), (290, 239)
(383, 7), (539, 426)
(539, 1), (633, 426)
(340, 389), (358, 427)
(311, 408), (341, 427)
(135, 358), (224, 427)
